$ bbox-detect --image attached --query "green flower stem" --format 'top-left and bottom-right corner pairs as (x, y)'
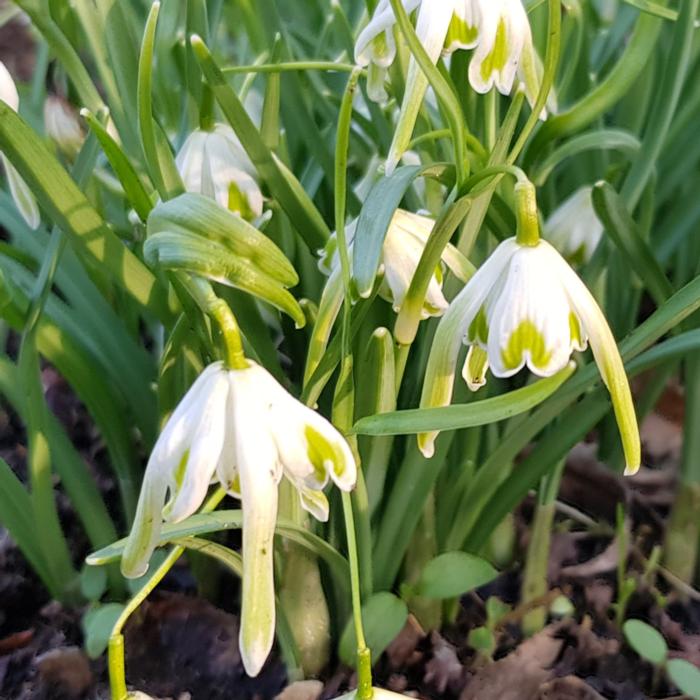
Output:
(334, 69), (374, 697)
(507, 0), (561, 164)
(514, 180), (540, 247)
(182, 277), (248, 370)
(342, 491), (373, 700)
(387, 0), (469, 186)
(521, 459), (565, 636)
(108, 489), (227, 700)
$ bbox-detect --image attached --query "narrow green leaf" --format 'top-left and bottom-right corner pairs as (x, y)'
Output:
(81, 108), (154, 221)
(173, 536), (243, 577)
(190, 34), (330, 250)
(354, 363), (576, 435)
(416, 552), (498, 600)
(353, 165), (423, 298)
(623, 619), (668, 665)
(86, 510), (349, 585)
(592, 181), (673, 305)
(0, 104), (175, 323)
(338, 592), (408, 666)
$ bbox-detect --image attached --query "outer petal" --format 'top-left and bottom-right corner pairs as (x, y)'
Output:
(418, 238), (518, 456)
(3, 155), (40, 229)
(381, 210), (448, 317)
(120, 363), (227, 578)
(355, 0), (421, 68)
(544, 187), (603, 264)
(558, 259), (641, 475)
(250, 362), (356, 494)
(164, 371), (229, 522)
(230, 367), (282, 677)
(445, 0), (481, 53)
(469, 0), (527, 96)
(386, 1), (455, 174)
(486, 244), (575, 379)
(462, 345), (489, 391)
(0, 61), (19, 111)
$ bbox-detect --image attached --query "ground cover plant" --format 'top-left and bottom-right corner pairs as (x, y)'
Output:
(1, 0), (700, 698)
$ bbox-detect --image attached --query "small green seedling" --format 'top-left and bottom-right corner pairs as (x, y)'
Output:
(623, 619), (700, 699)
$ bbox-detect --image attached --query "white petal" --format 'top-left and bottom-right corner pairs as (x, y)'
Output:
(355, 0), (421, 68)
(230, 367), (281, 677)
(164, 371), (229, 522)
(558, 257), (641, 475)
(418, 238), (518, 456)
(3, 155), (40, 229)
(0, 61), (19, 112)
(486, 244), (575, 378)
(544, 187), (603, 264)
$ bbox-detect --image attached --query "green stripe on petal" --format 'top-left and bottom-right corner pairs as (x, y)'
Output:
(468, 306), (489, 344)
(501, 320), (552, 372)
(305, 424), (348, 483)
(444, 13), (478, 52)
(480, 19), (509, 84)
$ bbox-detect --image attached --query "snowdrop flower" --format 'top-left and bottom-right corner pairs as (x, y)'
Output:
(0, 61), (40, 229)
(176, 123), (263, 220)
(44, 96), (84, 159)
(354, 0), (541, 172)
(320, 209), (452, 318)
(121, 361), (356, 678)
(544, 186), (604, 264)
(419, 182), (639, 475)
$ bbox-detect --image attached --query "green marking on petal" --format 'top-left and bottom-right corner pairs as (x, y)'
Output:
(371, 32), (391, 63)
(445, 13), (478, 51)
(569, 312), (583, 347)
(464, 346), (489, 392)
(173, 450), (190, 491)
(305, 425), (346, 482)
(468, 306), (489, 344)
(480, 19), (509, 83)
(228, 181), (255, 220)
(501, 320), (552, 371)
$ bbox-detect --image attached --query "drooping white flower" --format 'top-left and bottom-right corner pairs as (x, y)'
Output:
(544, 186), (604, 264)
(354, 0), (542, 172)
(44, 96), (84, 159)
(320, 209), (453, 318)
(121, 361), (356, 678)
(176, 123), (263, 220)
(419, 237), (640, 475)
(0, 61), (40, 230)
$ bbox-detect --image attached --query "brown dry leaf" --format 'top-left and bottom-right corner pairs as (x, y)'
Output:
(35, 646), (92, 698)
(640, 413), (682, 465)
(560, 519), (630, 580)
(460, 626), (563, 700)
(423, 632), (464, 695)
(536, 675), (606, 699)
(386, 615), (425, 670)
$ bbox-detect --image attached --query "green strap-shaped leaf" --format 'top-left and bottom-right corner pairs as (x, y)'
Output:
(0, 103), (175, 323)
(149, 193), (298, 286)
(190, 34), (330, 251)
(592, 181), (673, 305)
(353, 363), (576, 436)
(86, 510), (349, 585)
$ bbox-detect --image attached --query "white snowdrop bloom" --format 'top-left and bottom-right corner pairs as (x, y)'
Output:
(0, 61), (40, 230)
(354, 0), (542, 172)
(176, 123), (263, 220)
(320, 209), (450, 318)
(121, 361), (356, 678)
(419, 217), (639, 475)
(544, 186), (604, 264)
(43, 96), (83, 159)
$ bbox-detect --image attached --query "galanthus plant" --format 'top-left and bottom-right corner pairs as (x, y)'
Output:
(1, 1), (700, 699)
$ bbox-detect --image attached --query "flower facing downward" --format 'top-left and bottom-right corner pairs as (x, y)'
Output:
(354, 0), (542, 172)
(176, 123), (263, 220)
(44, 96), (84, 159)
(419, 186), (639, 475)
(0, 61), (40, 230)
(544, 186), (604, 264)
(121, 361), (356, 678)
